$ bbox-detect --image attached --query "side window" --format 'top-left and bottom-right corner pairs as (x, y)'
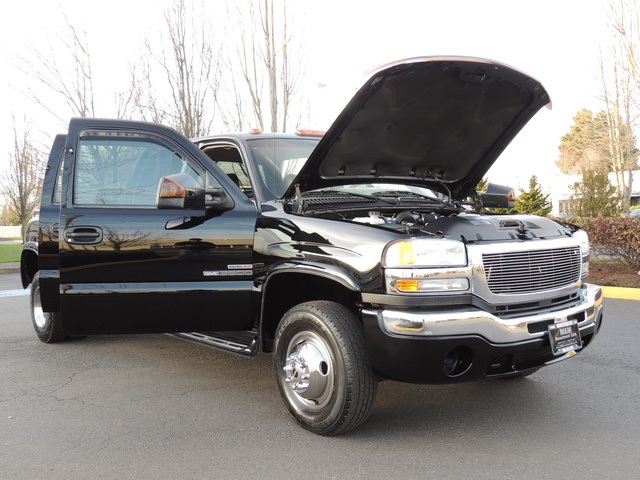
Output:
(202, 144), (253, 197)
(74, 135), (202, 206)
(216, 161), (252, 194)
(52, 154), (64, 205)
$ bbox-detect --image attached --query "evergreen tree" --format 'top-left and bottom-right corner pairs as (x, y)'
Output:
(476, 177), (488, 192)
(570, 170), (621, 217)
(513, 176), (552, 216)
(557, 109), (637, 175)
(557, 109), (609, 174)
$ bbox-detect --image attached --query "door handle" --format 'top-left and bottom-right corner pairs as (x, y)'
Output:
(64, 226), (103, 245)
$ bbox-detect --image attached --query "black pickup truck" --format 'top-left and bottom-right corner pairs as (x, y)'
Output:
(21, 56), (603, 435)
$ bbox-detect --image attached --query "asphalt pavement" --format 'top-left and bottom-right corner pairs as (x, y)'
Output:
(1, 286), (639, 479)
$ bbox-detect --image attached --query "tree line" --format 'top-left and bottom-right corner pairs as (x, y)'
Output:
(2, 0), (307, 235)
(2, 0), (640, 236)
(556, 0), (640, 217)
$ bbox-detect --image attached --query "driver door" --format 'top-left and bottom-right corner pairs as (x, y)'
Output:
(58, 119), (257, 335)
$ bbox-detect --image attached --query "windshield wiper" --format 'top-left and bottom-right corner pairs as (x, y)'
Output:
(311, 189), (395, 205)
(372, 190), (444, 204)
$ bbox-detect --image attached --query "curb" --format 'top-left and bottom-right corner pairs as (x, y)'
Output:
(0, 264), (20, 275)
(601, 286), (640, 301)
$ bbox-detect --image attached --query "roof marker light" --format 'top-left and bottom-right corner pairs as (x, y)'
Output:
(295, 129), (325, 137)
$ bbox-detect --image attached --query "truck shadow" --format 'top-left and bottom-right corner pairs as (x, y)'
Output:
(60, 334), (579, 439)
(355, 373), (576, 438)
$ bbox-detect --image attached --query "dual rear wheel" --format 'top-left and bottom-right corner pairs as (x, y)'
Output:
(30, 272), (65, 343)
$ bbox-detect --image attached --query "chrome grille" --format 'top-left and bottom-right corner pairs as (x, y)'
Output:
(482, 247), (582, 294)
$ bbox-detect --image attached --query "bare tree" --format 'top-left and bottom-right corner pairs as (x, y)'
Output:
(222, 0), (307, 132)
(218, 1), (265, 132)
(603, 0), (640, 212)
(131, 0), (222, 137)
(0, 118), (45, 237)
(18, 15), (96, 122)
(609, 0), (640, 88)
(17, 12), (138, 123)
(599, 60), (638, 210)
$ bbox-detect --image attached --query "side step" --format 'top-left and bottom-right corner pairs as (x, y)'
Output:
(170, 329), (258, 356)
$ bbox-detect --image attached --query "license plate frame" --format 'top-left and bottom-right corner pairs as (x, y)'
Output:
(548, 319), (582, 356)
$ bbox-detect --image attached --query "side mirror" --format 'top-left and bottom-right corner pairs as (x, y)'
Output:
(477, 183), (516, 209)
(157, 173), (234, 211)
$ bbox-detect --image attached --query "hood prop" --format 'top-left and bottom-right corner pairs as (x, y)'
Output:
(295, 184), (306, 215)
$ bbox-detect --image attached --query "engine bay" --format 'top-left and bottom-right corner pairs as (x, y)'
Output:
(311, 207), (574, 243)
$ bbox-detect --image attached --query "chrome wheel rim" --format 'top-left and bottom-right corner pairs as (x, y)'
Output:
(282, 331), (334, 413)
(32, 284), (47, 330)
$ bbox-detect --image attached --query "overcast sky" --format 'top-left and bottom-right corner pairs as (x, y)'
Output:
(1, 0), (612, 191)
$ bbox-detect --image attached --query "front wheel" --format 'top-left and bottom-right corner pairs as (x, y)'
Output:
(273, 301), (377, 436)
(30, 272), (65, 343)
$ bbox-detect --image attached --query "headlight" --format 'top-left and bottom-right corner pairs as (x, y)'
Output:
(573, 229), (590, 256)
(572, 229), (590, 278)
(383, 239), (470, 294)
(383, 239), (467, 268)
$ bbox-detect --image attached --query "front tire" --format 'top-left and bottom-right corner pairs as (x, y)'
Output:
(30, 272), (65, 343)
(273, 301), (377, 436)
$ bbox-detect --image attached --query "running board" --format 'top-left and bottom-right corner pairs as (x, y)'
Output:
(170, 329), (258, 356)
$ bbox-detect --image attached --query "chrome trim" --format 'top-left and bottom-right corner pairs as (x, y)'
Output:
(171, 332), (256, 355)
(365, 283), (602, 344)
(60, 281), (253, 295)
(39, 269), (60, 280)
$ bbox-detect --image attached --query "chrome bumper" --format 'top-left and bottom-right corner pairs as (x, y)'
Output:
(363, 283), (603, 344)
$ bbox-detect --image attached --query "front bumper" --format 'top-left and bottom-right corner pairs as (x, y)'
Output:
(361, 284), (604, 384)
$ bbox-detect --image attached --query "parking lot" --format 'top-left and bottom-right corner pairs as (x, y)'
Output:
(1, 274), (639, 479)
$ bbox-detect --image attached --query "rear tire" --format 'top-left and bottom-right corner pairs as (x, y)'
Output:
(273, 301), (377, 435)
(30, 272), (65, 343)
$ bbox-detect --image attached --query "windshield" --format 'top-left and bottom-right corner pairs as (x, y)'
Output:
(246, 137), (320, 198)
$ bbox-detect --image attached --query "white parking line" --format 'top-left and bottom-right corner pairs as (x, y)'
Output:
(0, 289), (29, 298)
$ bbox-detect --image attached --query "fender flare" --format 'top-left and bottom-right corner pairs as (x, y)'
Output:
(261, 261), (362, 294)
(20, 242), (39, 288)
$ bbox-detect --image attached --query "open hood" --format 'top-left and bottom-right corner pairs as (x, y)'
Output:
(286, 56), (551, 200)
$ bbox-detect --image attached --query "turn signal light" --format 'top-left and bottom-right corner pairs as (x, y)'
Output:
(396, 279), (420, 292)
(159, 178), (186, 199)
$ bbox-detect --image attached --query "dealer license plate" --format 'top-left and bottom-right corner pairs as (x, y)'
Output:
(548, 319), (582, 356)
